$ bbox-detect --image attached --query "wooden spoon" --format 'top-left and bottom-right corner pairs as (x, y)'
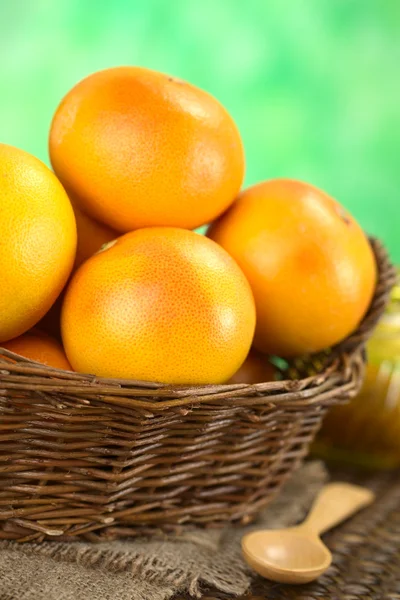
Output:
(242, 482), (375, 584)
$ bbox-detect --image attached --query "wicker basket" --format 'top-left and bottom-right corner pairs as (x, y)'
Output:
(0, 238), (395, 542)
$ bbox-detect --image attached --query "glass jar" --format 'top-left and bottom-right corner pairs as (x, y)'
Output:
(313, 269), (400, 469)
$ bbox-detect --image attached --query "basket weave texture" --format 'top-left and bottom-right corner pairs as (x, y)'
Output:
(0, 237), (395, 542)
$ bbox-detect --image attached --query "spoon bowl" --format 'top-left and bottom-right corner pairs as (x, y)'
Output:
(242, 527), (332, 584)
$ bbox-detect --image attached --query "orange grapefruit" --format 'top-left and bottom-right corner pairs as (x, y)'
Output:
(38, 197), (116, 338)
(2, 330), (72, 370)
(61, 228), (255, 383)
(0, 143), (77, 343)
(49, 67), (245, 232)
(209, 179), (377, 356)
(71, 197), (117, 269)
(228, 349), (276, 384)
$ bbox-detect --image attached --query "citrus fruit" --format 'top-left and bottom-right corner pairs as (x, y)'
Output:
(37, 294), (64, 341)
(228, 349), (276, 384)
(38, 197), (116, 338)
(71, 196), (117, 269)
(61, 228), (255, 384)
(2, 330), (72, 370)
(0, 143), (77, 343)
(49, 66), (245, 232)
(208, 179), (377, 357)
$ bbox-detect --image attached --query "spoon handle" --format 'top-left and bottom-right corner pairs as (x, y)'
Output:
(301, 483), (375, 536)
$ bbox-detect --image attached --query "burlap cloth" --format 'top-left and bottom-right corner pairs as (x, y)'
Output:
(0, 461), (327, 600)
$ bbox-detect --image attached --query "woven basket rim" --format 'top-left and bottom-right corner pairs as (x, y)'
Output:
(0, 235), (395, 409)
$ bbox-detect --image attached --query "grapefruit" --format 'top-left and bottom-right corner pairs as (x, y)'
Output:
(228, 349), (276, 384)
(50, 66), (245, 232)
(2, 330), (72, 370)
(71, 197), (117, 269)
(0, 144), (76, 343)
(61, 228), (255, 384)
(209, 179), (377, 356)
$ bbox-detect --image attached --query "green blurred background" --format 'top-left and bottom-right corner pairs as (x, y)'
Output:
(1, 0), (399, 260)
